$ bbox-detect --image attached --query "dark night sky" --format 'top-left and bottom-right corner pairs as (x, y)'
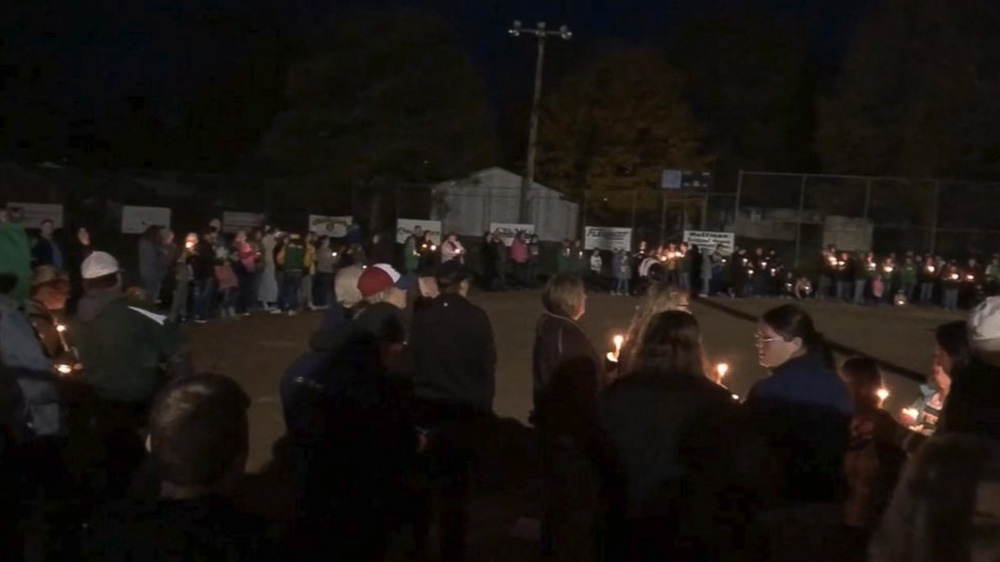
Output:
(2, 0), (868, 166)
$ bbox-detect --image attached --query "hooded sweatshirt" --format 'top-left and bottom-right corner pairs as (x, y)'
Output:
(72, 288), (189, 403)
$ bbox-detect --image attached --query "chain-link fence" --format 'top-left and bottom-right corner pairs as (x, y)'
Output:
(734, 171), (1000, 269)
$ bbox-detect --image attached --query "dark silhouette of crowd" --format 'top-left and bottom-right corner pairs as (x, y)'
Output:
(4, 203), (1000, 561)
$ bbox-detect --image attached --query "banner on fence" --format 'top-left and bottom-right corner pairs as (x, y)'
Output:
(222, 211), (265, 233)
(584, 226), (633, 251)
(8, 203), (64, 229)
(308, 215), (353, 238)
(396, 219), (441, 244)
(683, 230), (736, 255)
(489, 222), (535, 246)
(122, 206), (171, 234)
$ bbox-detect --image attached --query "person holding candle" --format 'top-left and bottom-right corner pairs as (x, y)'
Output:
(598, 310), (763, 561)
(899, 321), (969, 441)
(837, 357), (907, 559)
(531, 273), (603, 561)
(27, 266), (72, 360)
(616, 284), (691, 376)
(918, 252), (938, 305)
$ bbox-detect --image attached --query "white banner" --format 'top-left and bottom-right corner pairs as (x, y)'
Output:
(683, 230), (736, 255)
(584, 226), (632, 251)
(396, 219), (442, 244)
(308, 215), (353, 238)
(222, 211), (265, 233)
(122, 206), (171, 234)
(489, 222), (535, 246)
(8, 203), (64, 229)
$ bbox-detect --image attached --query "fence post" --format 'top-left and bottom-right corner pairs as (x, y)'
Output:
(700, 194), (709, 230)
(630, 189), (637, 231)
(580, 189), (588, 240)
(659, 190), (667, 246)
(794, 174), (807, 268)
(929, 180), (940, 254)
(734, 170), (744, 221)
(863, 177), (872, 220)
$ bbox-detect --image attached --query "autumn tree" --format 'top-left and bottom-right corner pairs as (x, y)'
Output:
(535, 45), (707, 219)
(818, 0), (1000, 179)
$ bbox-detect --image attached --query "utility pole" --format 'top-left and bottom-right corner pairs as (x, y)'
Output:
(509, 20), (572, 224)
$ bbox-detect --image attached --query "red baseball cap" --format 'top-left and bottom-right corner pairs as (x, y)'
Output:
(357, 263), (417, 297)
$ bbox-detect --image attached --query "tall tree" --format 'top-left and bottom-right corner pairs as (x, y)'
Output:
(257, 8), (499, 185)
(668, 14), (816, 179)
(818, 0), (1000, 178)
(534, 45), (707, 217)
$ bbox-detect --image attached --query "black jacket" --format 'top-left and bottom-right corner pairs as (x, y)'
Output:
(598, 371), (764, 559)
(408, 293), (497, 414)
(191, 240), (215, 281)
(531, 312), (602, 430)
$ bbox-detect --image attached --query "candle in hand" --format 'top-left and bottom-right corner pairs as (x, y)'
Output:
(901, 407), (919, 426)
(716, 363), (729, 379)
(56, 364), (72, 375)
(876, 387), (890, 406)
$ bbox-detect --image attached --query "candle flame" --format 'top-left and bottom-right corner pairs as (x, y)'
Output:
(902, 407), (920, 422)
(877, 388), (890, 402)
(716, 363), (729, 377)
(613, 335), (624, 350)
(732, 394), (740, 401)
(56, 364), (72, 375)
(56, 324), (66, 333)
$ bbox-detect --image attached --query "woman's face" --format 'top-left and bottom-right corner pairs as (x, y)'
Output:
(36, 283), (69, 311)
(756, 321), (803, 369)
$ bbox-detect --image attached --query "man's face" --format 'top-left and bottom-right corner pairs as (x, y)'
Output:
(41, 221), (54, 237)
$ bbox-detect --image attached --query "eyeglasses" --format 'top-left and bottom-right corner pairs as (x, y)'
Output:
(754, 333), (779, 347)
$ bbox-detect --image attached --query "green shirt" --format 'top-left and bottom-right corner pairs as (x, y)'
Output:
(71, 296), (187, 403)
(0, 223), (32, 306)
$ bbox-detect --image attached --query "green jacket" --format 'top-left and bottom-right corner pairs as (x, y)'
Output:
(0, 223), (32, 306)
(404, 237), (420, 272)
(899, 264), (917, 285)
(280, 239), (306, 272)
(71, 292), (189, 404)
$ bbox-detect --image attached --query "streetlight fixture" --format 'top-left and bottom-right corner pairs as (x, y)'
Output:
(509, 20), (572, 224)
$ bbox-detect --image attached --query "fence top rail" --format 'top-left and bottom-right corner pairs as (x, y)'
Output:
(739, 170), (1000, 187)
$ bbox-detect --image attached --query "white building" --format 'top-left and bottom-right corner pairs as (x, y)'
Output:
(431, 167), (579, 242)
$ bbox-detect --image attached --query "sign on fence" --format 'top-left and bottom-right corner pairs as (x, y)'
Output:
(489, 222), (535, 246)
(396, 219), (442, 244)
(683, 230), (735, 255)
(308, 215), (353, 238)
(8, 203), (64, 229)
(122, 206), (171, 234)
(585, 226), (633, 251)
(222, 211), (265, 233)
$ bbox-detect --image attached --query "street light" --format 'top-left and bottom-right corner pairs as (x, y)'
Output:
(509, 20), (572, 224)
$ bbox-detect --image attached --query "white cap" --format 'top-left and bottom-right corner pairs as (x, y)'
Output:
(81, 251), (120, 279)
(969, 297), (1000, 352)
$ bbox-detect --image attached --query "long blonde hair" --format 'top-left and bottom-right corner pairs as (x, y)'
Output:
(619, 284), (690, 374)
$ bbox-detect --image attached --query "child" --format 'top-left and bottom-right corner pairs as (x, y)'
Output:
(214, 250), (239, 318)
(839, 357), (906, 559)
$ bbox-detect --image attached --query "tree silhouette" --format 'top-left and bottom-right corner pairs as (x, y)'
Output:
(535, 45), (707, 216)
(257, 7), (499, 186)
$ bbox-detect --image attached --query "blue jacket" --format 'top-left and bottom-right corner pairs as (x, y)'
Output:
(745, 352), (852, 504)
(0, 295), (61, 436)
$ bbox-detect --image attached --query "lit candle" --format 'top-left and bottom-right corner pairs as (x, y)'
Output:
(877, 387), (890, 405)
(732, 393), (740, 401)
(56, 324), (66, 333)
(901, 407), (920, 425)
(613, 334), (624, 362)
(56, 364), (72, 375)
(716, 363), (729, 379)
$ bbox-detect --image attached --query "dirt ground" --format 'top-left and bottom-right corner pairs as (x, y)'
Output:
(186, 290), (963, 560)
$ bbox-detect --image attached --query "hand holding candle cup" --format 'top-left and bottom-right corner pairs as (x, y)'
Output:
(900, 407), (920, 426)
(607, 334), (625, 364)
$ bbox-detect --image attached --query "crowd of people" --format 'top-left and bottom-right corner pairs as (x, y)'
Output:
(4, 201), (1000, 561)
